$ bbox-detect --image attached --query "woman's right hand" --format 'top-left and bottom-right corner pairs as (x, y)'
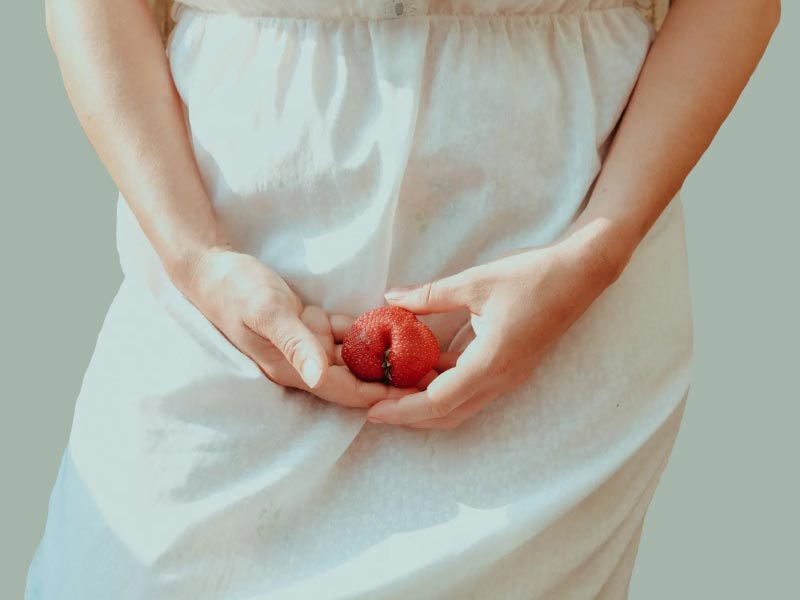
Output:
(178, 247), (416, 408)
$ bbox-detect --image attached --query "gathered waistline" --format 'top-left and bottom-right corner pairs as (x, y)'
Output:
(171, 0), (641, 23)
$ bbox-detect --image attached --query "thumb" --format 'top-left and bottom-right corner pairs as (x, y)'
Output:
(256, 311), (329, 388)
(383, 268), (482, 314)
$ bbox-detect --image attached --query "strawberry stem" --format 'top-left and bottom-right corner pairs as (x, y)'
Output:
(382, 347), (392, 384)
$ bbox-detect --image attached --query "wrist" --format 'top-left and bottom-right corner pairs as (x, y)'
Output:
(556, 217), (640, 290)
(165, 239), (235, 299)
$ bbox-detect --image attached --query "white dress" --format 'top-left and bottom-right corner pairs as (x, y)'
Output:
(26, 0), (692, 598)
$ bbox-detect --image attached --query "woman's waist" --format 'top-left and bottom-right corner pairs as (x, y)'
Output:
(171, 0), (643, 21)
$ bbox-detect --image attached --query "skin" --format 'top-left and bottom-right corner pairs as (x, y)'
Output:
(367, 0), (782, 428)
(45, 0), (780, 429)
(44, 0), (416, 407)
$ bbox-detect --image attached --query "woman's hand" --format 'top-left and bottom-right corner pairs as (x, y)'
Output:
(363, 0), (782, 431)
(181, 247), (417, 408)
(365, 233), (623, 429)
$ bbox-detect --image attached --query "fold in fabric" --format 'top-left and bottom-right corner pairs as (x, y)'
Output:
(26, 1), (692, 598)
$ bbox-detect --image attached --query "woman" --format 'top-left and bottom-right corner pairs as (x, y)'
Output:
(27, 0), (779, 598)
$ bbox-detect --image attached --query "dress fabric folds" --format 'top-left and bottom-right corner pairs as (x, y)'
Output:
(26, 1), (692, 598)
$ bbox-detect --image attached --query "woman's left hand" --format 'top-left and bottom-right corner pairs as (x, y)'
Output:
(365, 234), (624, 430)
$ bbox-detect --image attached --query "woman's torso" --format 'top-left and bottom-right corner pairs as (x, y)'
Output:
(28, 2), (693, 598)
(123, 0), (659, 334)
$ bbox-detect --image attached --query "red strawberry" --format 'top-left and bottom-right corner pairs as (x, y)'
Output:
(341, 306), (440, 388)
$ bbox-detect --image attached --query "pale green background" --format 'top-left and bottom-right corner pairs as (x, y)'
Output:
(1, 3), (797, 599)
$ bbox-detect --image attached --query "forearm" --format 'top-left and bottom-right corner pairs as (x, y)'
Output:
(45, 0), (228, 292)
(562, 0), (780, 283)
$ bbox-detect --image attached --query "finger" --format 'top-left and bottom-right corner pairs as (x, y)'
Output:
(448, 321), (476, 354)
(366, 340), (487, 424)
(302, 305), (335, 362)
(435, 351), (461, 372)
(333, 344), (345, 366)
(329, 314), (355, 342)
(402, 389), (497, 430)
(236, 326), (307, 387)
(416, 370), (439, 390)
(383, 267), (487, 315)
(238, 327), (417, 407)
(247, 308), (329, 389)
(308, 366), (418, 408)
(301, 305), (332, 337)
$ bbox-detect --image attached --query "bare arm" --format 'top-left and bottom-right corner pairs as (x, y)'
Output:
(45, 0), (419, 403)
(565, 0), (782, 278)
(45, 0), (223, 292)
(367, 0), (782, 427)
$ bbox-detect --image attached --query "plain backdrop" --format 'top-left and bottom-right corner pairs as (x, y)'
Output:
(1, 3), (797, 599)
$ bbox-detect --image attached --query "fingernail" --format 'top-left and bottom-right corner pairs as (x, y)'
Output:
(301, 358), (323, 387)
(367, 415), (384, 424)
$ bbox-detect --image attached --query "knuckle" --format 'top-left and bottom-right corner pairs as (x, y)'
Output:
(458, 266), (490, 304)
(350, 379), (371, 405)
(430, 400), (452, 419)
(482, 337), (519, 380)
(421, 281), (436, 306)
(279, 333), (306, 366)
(361, 381), (390, 407)
(485, 354), (513, 381)
(329, 374), (367, 408)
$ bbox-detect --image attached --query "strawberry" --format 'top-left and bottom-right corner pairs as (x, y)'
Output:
(341, 306), (440, 388)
